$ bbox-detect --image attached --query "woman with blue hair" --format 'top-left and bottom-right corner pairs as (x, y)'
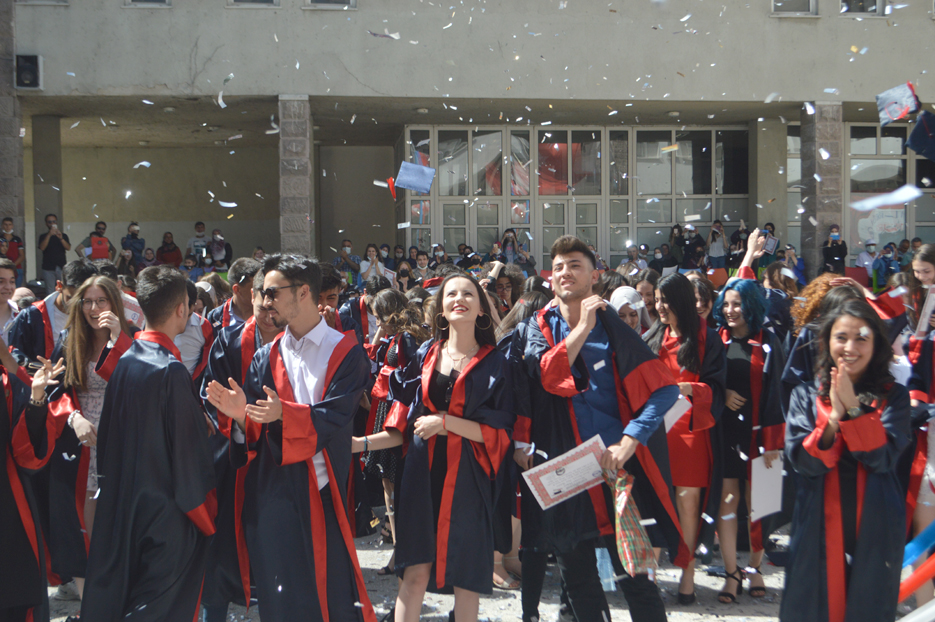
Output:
(712, 272), (787, 604)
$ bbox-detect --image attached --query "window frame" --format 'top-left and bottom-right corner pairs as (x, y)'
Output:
(226, 0), (279, 8)
(771, 0), (818, 16)
(303, 0), (358, 9)
(839, 0), (887, 17)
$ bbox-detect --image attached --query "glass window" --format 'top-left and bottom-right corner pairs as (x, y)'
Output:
(638, 198), (671, 224)
(715, 130), (748, 194)
(476, 201), (499, 226)
(636, 131), (672, 195)
(307, 0), (356, 5)
(773, 0), (814, 13)
(538, 131), (568, 195)
(675, 131), (712, 195)
(511, 200), (530, 224)
(637, 228), (670, 252)
(787, 125), (801, 155)
(918, 158), (935, 188)
(472, 130), (502, 196)
(571, 131), (601, 194)
(915, 194), (935, 221)
(411, 228), (432, 251)
(677, 199), (712, 224)
(841, 0), (882, 14)
(541, 202), (566, 268)
(443, 203), (466, 226)
(916, 226), (935, 242)
(409, 130), (431, 165)
(788, 192), (804, 222)
(609, 199), (629, 224)
(510, 131), (531, 196)
(443, 229), (466, 255)
(881, 125), (906, 155)
(576, 227), (598, 247)
(610, 225), (630, 254)
(786, 226), (802, 252)
(410, 200), (430, 225)
(438, 130), (469, 196)
(576, 203), (598, 226)
(609, 131), (629, 196)
(477, 229), (501, 257)
(850, 126), (877, 155)
(718, 198), (748, 225)
(850, 159), (906, 192)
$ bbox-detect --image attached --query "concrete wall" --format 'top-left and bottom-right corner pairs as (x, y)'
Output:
(13, 0), (934, 103)
(24, 145), (280, 279)
(318, 145), (396, 263)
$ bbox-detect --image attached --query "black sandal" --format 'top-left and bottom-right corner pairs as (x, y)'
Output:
(381, 524), (393, 544)
(718, 568), (744, 604)
(747, 564), (767, 598)
(376, 565), (395, 576)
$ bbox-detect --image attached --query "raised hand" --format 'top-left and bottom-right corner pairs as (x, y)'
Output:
(245, 386), (283, 424)
(206, 377), (247, 425)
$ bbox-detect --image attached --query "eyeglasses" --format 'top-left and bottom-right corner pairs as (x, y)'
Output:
(495, 284), (512, 291)
(259, 284), (300, 301)
(81, 298), (110, 309)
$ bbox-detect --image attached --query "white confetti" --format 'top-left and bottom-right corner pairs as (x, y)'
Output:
(809, 217), (818, 226)
(66, 71), (75, 77)
(219, 201), (238, 208)
(701, 513), (714, 524)
(685, 214), (701, 222)
(680, 13), (692, 21)
(805, 102), (815, 115)
(62, 453), (77, 461)
(125, 191), (132, 199)
(859, 326), (870, 337)
(762, 344), (772, 353)
(296, 60), (300, 69)
(889, 286), (908, 298)
(819, 148), (830, 160)
(850, 184), (922, 212)
(593, 360), (606, 371)
(725, 493), (734, 503)
(639, 518), (657, 526)
(780, 268), (795, 280)
(133, 161), (151, 169)
(350, 114), (357, 124)
(218, 91), (226, 109)
(70, 121), (80, 129)
(764, 92), (780, 104)
(373, 180), (389, 188)
(824, 88), (839, 94)
(721, 513), (736, 520)
(223, 73), (234, 85)
(443, 22), (452, 29)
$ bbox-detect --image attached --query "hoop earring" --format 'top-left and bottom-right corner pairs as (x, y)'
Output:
(435, 313), (450, 329)
(475, 314), (492, 330)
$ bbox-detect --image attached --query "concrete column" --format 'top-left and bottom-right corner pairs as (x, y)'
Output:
(748, 119), (787, 242)
(32, 116), (62, 271)
(0, 0), (25, 267)
(278, 94), (314, 256)
(801, 102), (844, 281)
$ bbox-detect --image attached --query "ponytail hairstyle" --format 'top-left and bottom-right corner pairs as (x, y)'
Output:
(642, 273), (701, 374)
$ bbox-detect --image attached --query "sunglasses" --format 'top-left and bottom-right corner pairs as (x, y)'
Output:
(259, 284), (301, 301)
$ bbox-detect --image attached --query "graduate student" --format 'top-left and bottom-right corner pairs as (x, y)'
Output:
(521, 235), (686, 622)
(199, 274), (283, 622)
(390, 273), (513, 622)
(339, 274), (393, 348)
(80, 266), (218, 622)
(782, 299), (911, 622)
(45, 275), (136, 602)
(1, 356), (63, 622)
(642, 272), (726, 604)
(206, 257), (261, 334)
(206, 254), (375, 622)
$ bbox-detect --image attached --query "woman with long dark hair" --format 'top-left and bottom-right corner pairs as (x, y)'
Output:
(363, 274), (513, 622)
(360, 288), (428, 575)
(643, 273), (726, 603)
(45, 276), (135, 600)
(712, 277), (787, 603)
(782, 300), (910, 622)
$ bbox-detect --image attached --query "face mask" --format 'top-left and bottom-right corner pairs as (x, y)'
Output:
(204, 257), (213, 265)
(883, 253), (893, 259)
(831, 233), (840, 240)
(2, 228), (12, 235)
(396, 252), (403, 258)
(435, 251), (444, 257)
(343, 246), (352, 253)
(399, 270), (409, 277)
(654, 253), (662, 260)
(196, 232), (204, 237)
(867, 246), (876, 252)
(381, 250), (388, 258)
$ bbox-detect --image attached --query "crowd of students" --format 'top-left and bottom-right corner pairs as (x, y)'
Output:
(4, 223), (935, 622)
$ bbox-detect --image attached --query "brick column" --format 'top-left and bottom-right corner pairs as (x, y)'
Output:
(801, 102), (844, 281)
(0, 0), (25, 266)
(278, 94), (314, 256)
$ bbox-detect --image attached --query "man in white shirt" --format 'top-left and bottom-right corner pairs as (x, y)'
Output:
(856, 238), (878, 280)
(186, 221), (209, 258)
(206, 255), (373, 622)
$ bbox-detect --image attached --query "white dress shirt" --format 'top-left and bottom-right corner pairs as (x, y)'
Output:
(175, 312), (207, 376)
(278, 318), (346, 489)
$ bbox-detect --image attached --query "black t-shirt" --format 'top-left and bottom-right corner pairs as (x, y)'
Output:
(39, 232), (70, 270)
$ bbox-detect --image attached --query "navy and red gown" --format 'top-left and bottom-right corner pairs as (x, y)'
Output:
(393, 340), (514, 594)
(1, 368), (54, 622)
(80, 332), (218, 622)
(782, 381), (910, 622)
(338, 296), (370, 348)
(221, 330), (376, 622)
(206, 298), (243, 336)
(658, 326), (726, 556)
(199, 316), (265, 612)
(44, 330), (134, 581)
(522, 306), (691, 566)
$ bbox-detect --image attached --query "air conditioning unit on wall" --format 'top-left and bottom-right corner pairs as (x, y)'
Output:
(16, 55), (43, 90)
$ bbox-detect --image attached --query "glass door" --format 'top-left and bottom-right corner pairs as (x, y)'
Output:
(540, 201), (567, 270)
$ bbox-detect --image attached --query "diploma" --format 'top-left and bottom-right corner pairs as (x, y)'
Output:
(522, 435), (606, 510)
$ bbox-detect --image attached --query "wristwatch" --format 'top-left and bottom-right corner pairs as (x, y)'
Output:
(846, 406), (863, 420)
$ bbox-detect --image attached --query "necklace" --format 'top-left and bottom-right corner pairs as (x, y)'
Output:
(446, 341), (479, 370)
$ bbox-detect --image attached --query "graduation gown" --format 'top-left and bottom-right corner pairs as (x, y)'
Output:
(658, 326), (726, 555)
(1, 369), (53, 622)
(338, 297), (369, 347)
(8, 297), (56, 369)
(206, 298), (239, 336)
(199, 316), (262, 609)
(782, 381), (910, 622)
(45, 329), (134, 580)
(222, 331), (376, 622)
(81, 332), (218, 622)
(394, 340), (514, 594)
(521, 306), (690, 567)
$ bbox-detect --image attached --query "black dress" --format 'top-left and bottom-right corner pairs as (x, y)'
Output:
(363, 342), (401, 482)
(427, 369), (458, 533)
(723, 336), (754, 479)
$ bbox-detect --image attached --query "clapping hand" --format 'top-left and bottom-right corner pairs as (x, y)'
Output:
(206, 377), (247, 426)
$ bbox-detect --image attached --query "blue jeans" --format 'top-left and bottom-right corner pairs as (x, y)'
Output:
(708, 255), (726, 270)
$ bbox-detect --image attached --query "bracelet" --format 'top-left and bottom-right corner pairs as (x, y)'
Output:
(30, 395), (48, 407)
(363, 436), (369, 451)
(67, 410), (80, 429)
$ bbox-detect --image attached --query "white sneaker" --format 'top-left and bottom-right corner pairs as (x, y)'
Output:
(52, 581), (81, 601)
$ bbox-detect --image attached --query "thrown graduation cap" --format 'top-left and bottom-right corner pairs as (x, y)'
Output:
(876, 82), (921, 126)
(908, 110), (935, 163)
(395, 161), (436, 194)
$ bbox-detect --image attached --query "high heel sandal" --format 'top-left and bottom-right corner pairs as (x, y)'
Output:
(747, 564), (767, 598)
(717, 568), (744, 604)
